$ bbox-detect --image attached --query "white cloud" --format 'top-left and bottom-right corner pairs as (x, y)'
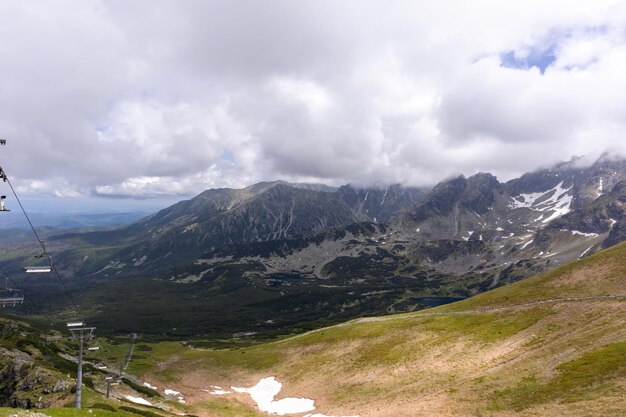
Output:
(0, 0), (625, 199)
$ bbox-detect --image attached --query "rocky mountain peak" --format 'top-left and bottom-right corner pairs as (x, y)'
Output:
(461, 173), (501, 214)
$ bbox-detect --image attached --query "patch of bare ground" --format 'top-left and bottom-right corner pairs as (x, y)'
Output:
(142, 367), (267, 417)
(547, 261), (617, 290)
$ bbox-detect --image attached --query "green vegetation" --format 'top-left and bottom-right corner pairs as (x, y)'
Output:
(1, 242), (625, 417)
(0, 409), (137, 417)
(491, 341), (626, 411)
(126, 242), (625, 416)
(193, 398), (266, 417)
(121, 379), (159, 398)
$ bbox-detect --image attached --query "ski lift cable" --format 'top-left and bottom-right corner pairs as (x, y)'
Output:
(3, 176), (83, 320)
(0, 264), (55, 326)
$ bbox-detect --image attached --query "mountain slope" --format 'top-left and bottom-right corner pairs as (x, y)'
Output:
(41, 156), (623, 282)
(127, 241), (626, 417)
(0, 315), (192, 417)
(45, 182), (426, 276)
(4, 156), (624, 341)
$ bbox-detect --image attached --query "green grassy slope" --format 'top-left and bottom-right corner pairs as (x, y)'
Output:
(0, 317), (188, 417)
(127, 242), (626, 417)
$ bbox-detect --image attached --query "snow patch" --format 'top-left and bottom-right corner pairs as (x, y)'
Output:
(125, 396), (152, 406)
(173, 274), (204, 284)
(143, 382), (157, 390)
(164, 389), (186, 403)
(569, 230), (599, 237)
(579, 245), (594, 259)
(509, 181), (573, 224)
(232, 377), (315, 415)
(520, 239), (533, 249)
(133, 256), (147, 266)
(182, 223), (199, 233)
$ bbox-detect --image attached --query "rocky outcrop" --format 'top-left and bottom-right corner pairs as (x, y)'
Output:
(0, 346), (71, 409)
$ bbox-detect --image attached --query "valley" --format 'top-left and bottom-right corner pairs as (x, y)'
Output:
(0, 156), (624, 416)
(1, 239), (624, 417)
(3, 156), (623, 339)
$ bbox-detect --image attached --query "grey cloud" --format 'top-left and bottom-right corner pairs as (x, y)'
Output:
(1, 0), (626, 199)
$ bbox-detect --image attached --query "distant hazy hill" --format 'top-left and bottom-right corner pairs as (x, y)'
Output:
(0, 211), (150, 231)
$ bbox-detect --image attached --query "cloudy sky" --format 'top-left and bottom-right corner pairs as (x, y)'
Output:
(1, 0), (626, 210)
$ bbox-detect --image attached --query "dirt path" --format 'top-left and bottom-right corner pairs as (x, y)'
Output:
(356, 294), (626, 323)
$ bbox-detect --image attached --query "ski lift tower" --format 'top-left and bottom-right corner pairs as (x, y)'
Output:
(67, 321), (95, 409)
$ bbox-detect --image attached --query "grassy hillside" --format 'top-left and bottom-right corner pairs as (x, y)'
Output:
(118, 241), (626, 417)
(0, 316), (189, 417)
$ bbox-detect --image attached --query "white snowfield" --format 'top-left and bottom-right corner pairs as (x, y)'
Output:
(164, 388), (186, 403)
(232, 377), (315, 415)
(509, 181), (573, 223)
(143, 382), (158, 390)
(164, 389), (181, 395)
(226, 376), (358, 417)
(563, 230), (599, 237)
(125, 395), (152, 406)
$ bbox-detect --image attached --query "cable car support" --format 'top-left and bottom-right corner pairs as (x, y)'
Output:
(67, 321), (96, 409)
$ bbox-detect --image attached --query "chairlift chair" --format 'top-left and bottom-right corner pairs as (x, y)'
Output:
(0, 279), (24, 307)
(88, 339), (101, 351)
(23, 266), (52, 273)
(24, 242), (52, 273)
(0, 196), (9, 212)
(0, 139), (6, 145)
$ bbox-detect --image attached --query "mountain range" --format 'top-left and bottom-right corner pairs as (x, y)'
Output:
(4, 155), (625, 337)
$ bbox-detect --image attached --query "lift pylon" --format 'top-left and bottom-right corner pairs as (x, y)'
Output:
(67, 322), (95, 409)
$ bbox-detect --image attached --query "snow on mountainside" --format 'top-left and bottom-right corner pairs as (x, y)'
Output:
(44, 155), (625, 281)
(509, 181), (573, 224)
(17, 155), (625, 338)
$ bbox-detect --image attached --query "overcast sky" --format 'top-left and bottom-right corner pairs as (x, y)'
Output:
(1, 0), (626, 210)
